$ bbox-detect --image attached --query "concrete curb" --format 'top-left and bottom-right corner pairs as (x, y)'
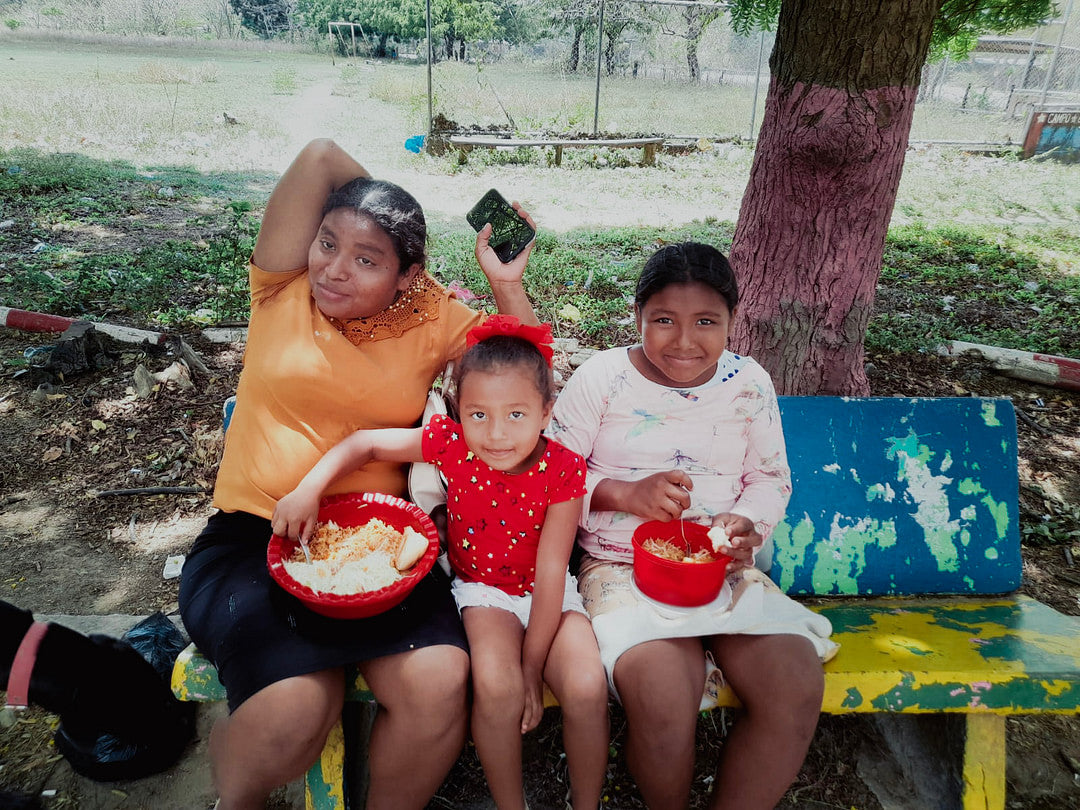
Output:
(938, 340), (1080, 392)
(36, 613), (186, 639)
(0, 307), (166, 345)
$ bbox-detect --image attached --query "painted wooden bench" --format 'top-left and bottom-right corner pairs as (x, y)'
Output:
(172, 395), (1080, 810)
(448, 135), (664, 166)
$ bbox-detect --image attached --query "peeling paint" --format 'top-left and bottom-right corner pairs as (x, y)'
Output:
(889, 434), (961, 573)
(865, 482), (895, 503)
(772, 397), (1022, 595)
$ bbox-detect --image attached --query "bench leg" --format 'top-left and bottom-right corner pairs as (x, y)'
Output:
(305, 718), (347, 810)
(643, 142), (657, 165)
(962, 714), (1005, 810)
(554, 144), (563, 166)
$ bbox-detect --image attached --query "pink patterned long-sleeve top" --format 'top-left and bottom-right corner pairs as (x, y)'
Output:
(548, 347), (791, 564)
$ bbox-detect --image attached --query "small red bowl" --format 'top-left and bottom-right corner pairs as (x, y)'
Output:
(632, 520), (732, 607)
(267, 492), (439, 619)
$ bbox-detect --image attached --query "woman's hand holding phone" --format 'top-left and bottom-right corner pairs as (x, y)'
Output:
(468, 189), (540, 325)
(468, 188), (536, 264)
(474, 199), (537, 287)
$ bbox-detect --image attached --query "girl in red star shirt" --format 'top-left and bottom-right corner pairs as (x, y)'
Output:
(274, 316), (608, 810)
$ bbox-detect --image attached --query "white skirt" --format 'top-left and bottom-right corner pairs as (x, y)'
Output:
(577, 555), (839, 708)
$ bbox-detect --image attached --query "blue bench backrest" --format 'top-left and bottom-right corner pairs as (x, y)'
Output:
(223, 396), (236, 434)
(772, 397), (1021, 597)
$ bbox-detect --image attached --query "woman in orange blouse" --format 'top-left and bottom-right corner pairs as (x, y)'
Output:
(178, 139), (538, 810)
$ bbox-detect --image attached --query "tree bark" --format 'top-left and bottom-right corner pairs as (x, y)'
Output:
(729, 0), (943, 396)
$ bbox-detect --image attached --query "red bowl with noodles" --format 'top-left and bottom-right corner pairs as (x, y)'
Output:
(267, 492), (439, 619)
(632, 519), (732, 607)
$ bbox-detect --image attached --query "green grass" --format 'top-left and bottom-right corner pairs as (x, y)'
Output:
(0, 149), (260, 325)
(4, 148), (1078, 363)
(871, 224), (1080, 356)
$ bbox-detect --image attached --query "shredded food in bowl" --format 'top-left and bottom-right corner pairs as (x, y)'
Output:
(641, 537), (718, 564)
(283, 518), (405, 595)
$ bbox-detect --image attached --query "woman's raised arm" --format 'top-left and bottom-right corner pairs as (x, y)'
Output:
(252, 139), (370, 273)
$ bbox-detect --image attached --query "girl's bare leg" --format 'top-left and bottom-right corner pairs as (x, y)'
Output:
(706, 634), (823, 810)
(463, 607), (529, 810)
(211, 669), (345, 810)
(612, 638), (704, 810)
(360, 644), (470, 810)
(543, 612), (610, 810)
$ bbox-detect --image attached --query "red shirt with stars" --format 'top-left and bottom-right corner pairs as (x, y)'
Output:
(422, 414), (586, 595)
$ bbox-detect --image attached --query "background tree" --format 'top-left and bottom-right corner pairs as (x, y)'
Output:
(647, 0), (725, 79)
(544, 0), (595, 71)
(431, 0), (498, 59)
(681, 1), (724, 79)
(727, 0), (1053, 396)
(298, 0), (424, 54)
(600, 0), (637, 75)
(231, 0), (295, 37)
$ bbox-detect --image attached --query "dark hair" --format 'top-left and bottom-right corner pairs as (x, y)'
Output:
(452, 335), (555, 407)
(323, 176), (427, 275)
(634, 242), (739, 313)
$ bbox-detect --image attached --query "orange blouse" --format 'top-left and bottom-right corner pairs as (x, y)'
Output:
(213, 263), (482, 520)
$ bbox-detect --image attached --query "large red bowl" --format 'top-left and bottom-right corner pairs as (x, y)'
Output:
(267, 492), (439, 619)
(632, 520), (732, 607)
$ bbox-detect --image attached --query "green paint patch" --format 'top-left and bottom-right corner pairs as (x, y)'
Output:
(866, 483), (894, 502)
(774, 517), (816, 592)
(811, 518), (898, 594)
(981, 400), (1003, 427)
(842, 687), (864, 709)
(958, 478), (986, 495)
(981, 495), (1011, 539)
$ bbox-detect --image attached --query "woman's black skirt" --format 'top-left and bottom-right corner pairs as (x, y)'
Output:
(178, 510), (467, 712)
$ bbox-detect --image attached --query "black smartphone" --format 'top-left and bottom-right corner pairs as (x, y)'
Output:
(466, 188), (535, 264)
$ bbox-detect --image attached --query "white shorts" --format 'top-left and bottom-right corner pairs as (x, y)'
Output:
(451, 571), (588, 628)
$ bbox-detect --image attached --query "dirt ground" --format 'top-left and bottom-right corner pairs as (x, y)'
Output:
(1, 324), (1079, 809)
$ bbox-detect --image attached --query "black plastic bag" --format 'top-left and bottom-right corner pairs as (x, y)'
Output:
(53, 613), (196, 781)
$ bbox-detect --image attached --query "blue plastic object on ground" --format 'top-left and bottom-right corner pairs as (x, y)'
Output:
(404, 135), (425, 153)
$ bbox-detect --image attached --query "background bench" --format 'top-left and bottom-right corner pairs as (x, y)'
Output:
(173, 395), (1080, 810)
(448, 135), (664, 166)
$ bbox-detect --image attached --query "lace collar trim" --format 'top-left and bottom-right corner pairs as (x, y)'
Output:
(327, 272), (446, 344)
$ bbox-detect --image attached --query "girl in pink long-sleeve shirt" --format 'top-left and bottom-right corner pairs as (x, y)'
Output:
(549, 242), (837, 810)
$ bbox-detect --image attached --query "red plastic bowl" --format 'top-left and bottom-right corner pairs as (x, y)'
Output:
(267, 492), (439, 619)
(632, 520), (732, 607)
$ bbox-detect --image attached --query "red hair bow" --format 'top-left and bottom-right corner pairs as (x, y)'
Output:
(466, 315), (555, 367)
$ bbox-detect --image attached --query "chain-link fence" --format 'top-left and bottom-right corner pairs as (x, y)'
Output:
(913, 12), (1080, 145)
(419, 2), (1078, 148)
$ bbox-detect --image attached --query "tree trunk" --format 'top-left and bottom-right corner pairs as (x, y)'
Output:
(569, 26), (584, 72)
(685, 9), (704, 80)
(729, 0), (942, 396)
(604, 29), (618, 74)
